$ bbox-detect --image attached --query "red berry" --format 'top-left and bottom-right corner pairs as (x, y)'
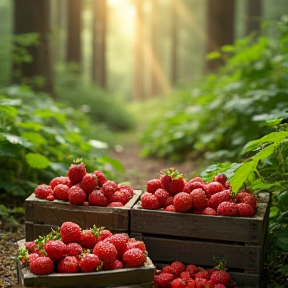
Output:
(58, 256), (79, 273)
(110, 190), (129, 205)
(183, 181), (204, 193)
(146, 179), (163, 193)
(141, 192), (160, 210)
(60, 221), (82, 244)
(80, 173), (98, 194)
(237, 202), (255, 217)
(217, 201), (238, 217)
(190, 188), (208, 211)
(68, 185), (87, 205)
(94, 170), (108, 187)
(104, 233), (129, 258)
(89, 190), (108, 206)
(208, 190), (232, 210)
(171, 278), (186, 288)
(155, 272), (174, 288)
(25, 241), (36, 253)
(112, 259), (123, 269)
(34, 184), (53, 199)
(101, 180), (118, 200)
(66, 242), (83, 257)
(44, 240), (67, 261)
(213, 173), (228, 186)
(171, 261), (185, 276)
(204, 181), (225, 198)
(53, 184), (70, 201)
(79, 254), (101, 272)
(107, 202), (124, 207)
(202, 207), (217, 215)
(165, 204), (175, 212)
(68, 162), (86, 185)
(154, 188), (170, 208)
(126, 239), (146, 252)
(173, 192), (193, 213)
(29, 256), (54, 275)
(93, 241), (118, 265)
(50, 176), (71, 189)
(210, 270), (231, 285)
(80, 229), (98, 249)
(122, 248), (146, 268)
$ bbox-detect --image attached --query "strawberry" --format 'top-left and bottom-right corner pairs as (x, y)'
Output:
(110, 190), (129, 205)
(60, 221), (82, 244)
(187, 279), (196, 288)
(117, 184), (134, 200)
(195, 269), (209, 279)
(173, 192), (193, 213)
(217, 201), (238, 216)
(189, 176), (205, 183)
(141, 192), (160, 210)
(112, 259), (123, 269)
(160, 168), (186, 195)
(237, 202), (255, 217)
(186, 264), (199, 277)
(66, 242), (83, 257)
(50, 176), (71, 190)
(154, 188), (170, 208)
(29, 256), (54, 275)
(126, 238), (147, 252)
(202, 207), (217, 215)
(46, 194), (55, 201)
(28, 253), (39, 265)
(165, 195), (174, 207)
(105, 233), (129, 258)
(98, 229), (113, 241)
(213, 173), (228, 187)
(190, 188), (208, 211)
(94, 170), (108, 187)
(204, 181), (225, 198)
(44, 240), (67, 261)
(107, 202), (124, 207)
(80, 226), (100, 248)
(25, 241), (36, 253)
(208, 190), (232, 210)
(79, 254), (101, 272)
(171, 261), (186, 276)
(210, 270), (232, 285)
(58, 256), (79, 273)
(101, 180), (118, 200)
(122, 247), (146, 268)
(93, 241), (118, 265)
(80, 173), (98, 194)
(146, 179), (163, 193)
(155, 272), (174, 288)
(180, 271), (191, 282)
(34, 184), (53, 199)
(162, 265), (177, 275)
(68, 162), (87, 185)
(171, 278), (186, 288)
(236, 191), (257, 209)
(53, 184), (70, 201)
(183, 181), (204, 193)
(165, 204), (175, 212)
(68, 185), (87, 205)
(88, 190), (108, 206)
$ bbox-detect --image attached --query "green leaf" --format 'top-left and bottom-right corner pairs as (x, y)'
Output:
(0, 133), (32, 148)
(99, 155), (125, 173)
(278, 191), (288, 212)
(25, 153), (50, 169)
(20, 132), (47, 146)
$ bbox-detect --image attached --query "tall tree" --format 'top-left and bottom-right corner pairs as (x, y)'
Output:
(92, 0), (107, 88)
(206, 0), (235, 72)
(13, 0), (55, 97)
(134, 0), (145, 100)
(246, 0), (262, 35)
(66, 0), (82, 68)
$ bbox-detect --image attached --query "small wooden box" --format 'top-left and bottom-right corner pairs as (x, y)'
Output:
(25, 190), (142, 241)
(130, 191), (270, 288)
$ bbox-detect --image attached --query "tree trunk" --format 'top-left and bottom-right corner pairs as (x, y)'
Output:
(13, 0), (55, 97)
(92, 0), (107, 88)
(66, 0), (82, 68)
(206, 0), (235, 72)
(246, 0), (262, 35)
(170, 0), (179, 86)
(133, 0), (145, 100)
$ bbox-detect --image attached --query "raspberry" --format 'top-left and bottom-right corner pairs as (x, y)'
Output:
(171, 261), (185, 276)
(88, 190), (108, 206)
(171, 278), (186, 288)
(34, 184), (53, 199)
(156, 272), (174, 288)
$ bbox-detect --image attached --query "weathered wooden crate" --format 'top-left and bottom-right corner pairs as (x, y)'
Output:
(130, 191), (270, 288)
(25, 190), (142, 241)
(16, 254), (155, 288)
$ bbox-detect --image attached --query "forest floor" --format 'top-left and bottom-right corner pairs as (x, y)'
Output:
(0, 138), (198, 288)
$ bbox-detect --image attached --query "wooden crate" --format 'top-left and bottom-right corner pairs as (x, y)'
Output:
(16, 256), (155, 288)
(130, 191), (270, 288)
(25, 190), (142, 241)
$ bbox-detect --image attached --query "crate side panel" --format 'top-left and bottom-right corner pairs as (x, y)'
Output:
(143, 236), (261, 272)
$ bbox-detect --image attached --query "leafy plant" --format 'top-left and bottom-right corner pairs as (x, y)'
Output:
(0, 85), (124, 203)
(140, 17), (288, 162)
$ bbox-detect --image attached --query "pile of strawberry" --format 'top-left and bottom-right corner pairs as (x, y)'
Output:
(141, 168), (258, 217)
(33, 161), (134, 207)
(18, 221), (148, 275)
(154, 260), (236, 288)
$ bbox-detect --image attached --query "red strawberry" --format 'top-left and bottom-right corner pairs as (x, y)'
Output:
(187, 279), (196, 288)
(180, 271), (191, 282)
(110, 190), (129, 205)
(93, 241), (118, 264)
(44, 240), (67, 261)
(80, 226), (100, 248)
(195, 269), (209, 279)
(117, 184), (134, 200)
(165, 196), (174, 207)
(29, 256), (54, 275)
(60, 221), (82, 244)
(162, 265), (177, 275)
(98, 229), (113, 241)
(189, 176), (205, 183)
(88, 190), (108, 206)
(28, 253), (39, 265)
(94, 170), (108, 187)
(186, 264), (199, 277)
(68, 185), (87, 205)
(190, 188), (208, 211)
(208, 190), (232, 210)
(155, 272), (174, 288)
(53, 184), (70, 201)
(154, 188), (170, 208)
(112, 259), (123, 269)
(80, 173), (98, 194)
(237, 203), (255, 217)
(34, 184), (53, 199)
(126, 238), (147, 252)
(204, 181), (225, 198)
(171, 261), (186, 276)
(210, 270), (232, 285)
(236, 191), (257, 209)
(183, 181), (204, 193)
(66, 242), (83, 257)
(173, 192), (193, 213)
(141, 192), (160, 210)
(217, 201), (238, 216)
(50, 176), (71, 190)
(171, 278), (186, 288)
(160, 168), (185, 195)
(122, 248), (146, 268)
(79, 254), (101, 272)
(101, 180), (118, 200)
(25, 241), (36, 253)
(68, 162), (86, 185)
(213, 173), (228, 187)
(202, 207), (217, 215)
(105, 233), (129, 258)
(107, 202), (124, 207)
(46, 194), (55, 201)
(58, 256), (79, 273)
(165, 204), (175, 212)
(146, 179), (163, 193)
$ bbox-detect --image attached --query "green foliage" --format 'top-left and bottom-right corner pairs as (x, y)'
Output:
(55, 64), (136, 132)
(0, 85), (124, 202)
(140, 18), (288, 162)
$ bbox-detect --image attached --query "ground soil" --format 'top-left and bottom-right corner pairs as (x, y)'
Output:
(0, 141), (196, 288)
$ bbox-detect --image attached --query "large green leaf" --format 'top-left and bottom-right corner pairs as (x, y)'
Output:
(0, 133), (32, 148)
(25, 153), (50, 169)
